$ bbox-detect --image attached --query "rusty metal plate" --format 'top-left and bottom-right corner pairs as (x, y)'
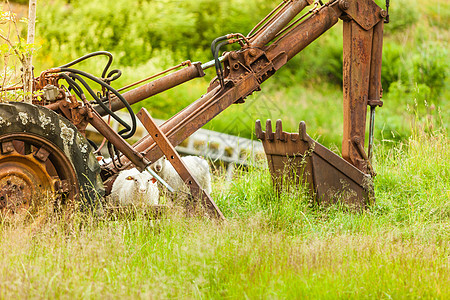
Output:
(340, 0), (383, 30)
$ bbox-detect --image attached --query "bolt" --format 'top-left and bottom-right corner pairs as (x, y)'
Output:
(230, 52), (238, 60)
(6, 147), (13, 152)
(20, 185), (24, 190)
(248, 49), (257, 57)
(380, 10), (387, 18)
(6, 180), (11, 185)
(339, 0), (349, 10)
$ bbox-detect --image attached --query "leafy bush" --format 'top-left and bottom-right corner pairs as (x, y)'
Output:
(383, 40), (448, 106)
(410, 41), (448, 101)
(36, 0), (275, 67)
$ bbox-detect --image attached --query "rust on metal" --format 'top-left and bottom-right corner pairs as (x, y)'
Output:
(85, 103), (149, 171)
(352, 136), (376, 177)
(266, 2), (342, 62)
(0, 134), (79, 215)
(136, 108), (225, 220)
(368, 20), (384, 106)
(256, 119), (374, 210)
(247, 0), (291, 38)
(342, 20), (372, 172)
(338, 0), (383, 30)
(342, 10), (384, 172)
(109, 74), (260, 168)
(116, 60), (193, 92)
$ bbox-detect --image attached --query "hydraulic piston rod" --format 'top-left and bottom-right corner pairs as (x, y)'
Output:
(250, 0), (313, 47)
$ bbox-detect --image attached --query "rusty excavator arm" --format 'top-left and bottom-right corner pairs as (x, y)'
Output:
(93, 0), (386, 210)
(103, 0), (385, 170)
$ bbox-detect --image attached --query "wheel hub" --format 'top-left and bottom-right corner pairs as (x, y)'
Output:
(0, 133), (79, 216)
(0, 155), (54, 214)
(0, 155), (54, 212)
(0, 175), (32, 211)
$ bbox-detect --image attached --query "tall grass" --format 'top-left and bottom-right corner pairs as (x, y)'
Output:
(0, 1), (447, 297)
(0, 125), (448, 299)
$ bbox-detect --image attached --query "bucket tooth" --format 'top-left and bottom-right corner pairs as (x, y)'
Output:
(257, 119), (374, 210)
(299, 121), (308, 141)
(265, 119), (274, 141)
(255, 119), (265, 140)
(275, 119), (287, 142)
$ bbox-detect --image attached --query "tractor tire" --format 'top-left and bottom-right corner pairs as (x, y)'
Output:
(0, 102), (104, 215)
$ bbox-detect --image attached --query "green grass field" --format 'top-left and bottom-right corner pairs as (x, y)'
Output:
(0, 124), (448, 299)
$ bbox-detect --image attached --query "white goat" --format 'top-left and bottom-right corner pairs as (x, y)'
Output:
(111, 168), (159, 206)
(152, 156), (212, 196)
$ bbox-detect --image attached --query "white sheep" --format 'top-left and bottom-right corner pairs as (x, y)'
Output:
(111, 168), (159, 206)
(152, 155), (212, 196)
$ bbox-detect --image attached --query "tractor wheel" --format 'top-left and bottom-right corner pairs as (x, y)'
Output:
(0, 102), (104, 217)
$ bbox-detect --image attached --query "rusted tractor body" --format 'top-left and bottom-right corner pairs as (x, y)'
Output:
(0, 0), (387, 218)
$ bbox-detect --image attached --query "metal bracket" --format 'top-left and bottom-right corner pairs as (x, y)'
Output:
(352, 137), (376, 177)
(338, 0), (383, 30)
(368, 99), (383, 107)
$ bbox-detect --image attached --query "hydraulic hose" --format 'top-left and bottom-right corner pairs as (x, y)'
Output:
(211, 36), (229, 86)
(67, 73), (136, 139)
(104, 69), (122, 82)
(210, 36), (228, 60)
(59, 73), (84, 99)
(58, 51), (114, 79)
(213, 40), (232, 86)
(59, 67), (136, 139)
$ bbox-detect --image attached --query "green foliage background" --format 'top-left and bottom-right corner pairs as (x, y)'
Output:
(10, 0), (450, 146)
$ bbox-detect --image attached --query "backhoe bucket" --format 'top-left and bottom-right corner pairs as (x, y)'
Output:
(255, 119), (374, 210)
